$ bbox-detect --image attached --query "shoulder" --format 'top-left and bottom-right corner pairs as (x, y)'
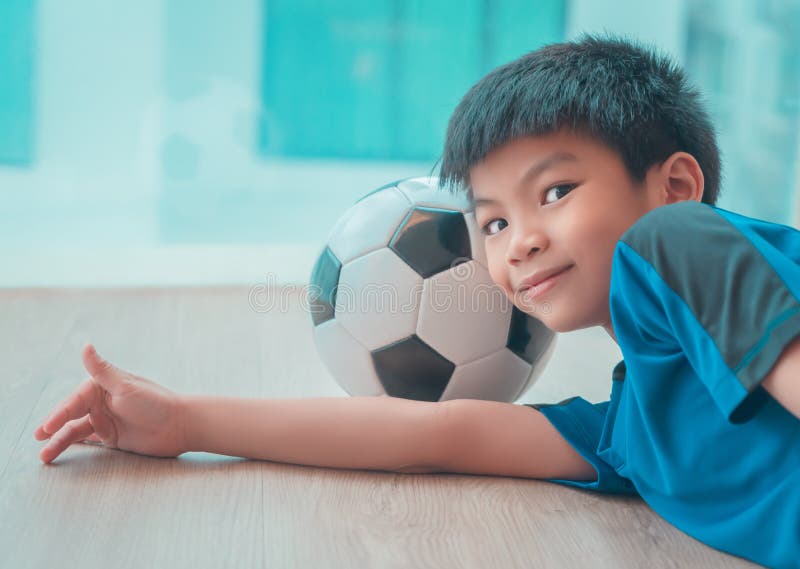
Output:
(614, 201), (739, 287)
(619, 201), (720, 257)
(608, 202), (722, 345)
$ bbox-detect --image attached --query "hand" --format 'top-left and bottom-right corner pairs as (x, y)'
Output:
(34, 344), (188, 464)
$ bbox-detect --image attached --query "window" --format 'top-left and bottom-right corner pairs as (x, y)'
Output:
(0, 0), (35, 166)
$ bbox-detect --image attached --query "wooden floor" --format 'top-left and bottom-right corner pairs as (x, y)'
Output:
(0, 287), (760, 568)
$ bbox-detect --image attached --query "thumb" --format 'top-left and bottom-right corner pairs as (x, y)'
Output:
(82, 344), (126, 393)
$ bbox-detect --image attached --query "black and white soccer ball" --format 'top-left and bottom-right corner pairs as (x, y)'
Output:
(307, 176), (556, 402)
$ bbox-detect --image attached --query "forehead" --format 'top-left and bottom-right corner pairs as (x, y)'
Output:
(467, 133), (596, 204)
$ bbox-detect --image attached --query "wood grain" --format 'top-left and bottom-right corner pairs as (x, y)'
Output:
(0, 287), (759, 568)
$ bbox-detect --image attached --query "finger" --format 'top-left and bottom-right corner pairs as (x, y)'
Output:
(82, 432), (103, 443)
(81, 344), (127, 395)
(40, 415), (95, 464)
(34, 381), (91, 441)
(34, 424), (50, 440)
(37, 378), (101, 439)
(35, 423), (100, 443)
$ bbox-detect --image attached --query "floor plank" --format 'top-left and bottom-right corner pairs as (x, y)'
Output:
(0, 287), (759, 568)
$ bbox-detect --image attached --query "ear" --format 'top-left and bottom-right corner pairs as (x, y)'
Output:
(658, 151), (705, 204)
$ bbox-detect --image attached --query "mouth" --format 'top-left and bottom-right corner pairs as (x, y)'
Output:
(517, 265), (573, 300)
(518, 265), (574, 292)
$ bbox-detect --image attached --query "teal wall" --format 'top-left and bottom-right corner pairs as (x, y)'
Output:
(259, 0), (565, 161)
(685, 0), (800, 223)
(0, 0), (35, 166)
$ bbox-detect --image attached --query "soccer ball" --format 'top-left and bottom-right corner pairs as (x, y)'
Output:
(307, 176), (556, 402)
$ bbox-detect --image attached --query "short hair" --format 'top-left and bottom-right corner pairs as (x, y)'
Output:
(438, 33), (722, 205)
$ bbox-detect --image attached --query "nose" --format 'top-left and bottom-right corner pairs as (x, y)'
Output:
(506, 224), (547, 265)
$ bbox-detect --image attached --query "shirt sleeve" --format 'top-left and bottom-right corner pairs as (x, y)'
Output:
(524, 397), (638, 495)
(610, 201), (800, 424)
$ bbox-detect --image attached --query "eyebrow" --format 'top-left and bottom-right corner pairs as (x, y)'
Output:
(469, 151), (579, 209)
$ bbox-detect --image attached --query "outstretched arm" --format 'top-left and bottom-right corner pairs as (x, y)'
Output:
(35, 344), (447, 473)
(184, 395), (594, 480)
(182, 394), (448, 474)
(37, 345), (587, 480)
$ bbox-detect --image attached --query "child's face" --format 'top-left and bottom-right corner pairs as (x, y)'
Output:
(469, 129), (665, 338)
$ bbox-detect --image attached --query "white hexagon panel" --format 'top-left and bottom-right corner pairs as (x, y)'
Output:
(336, 247), (423, 351)
(395, 176), (472, 213)
(327, 185), (412, 265)
(312, 319), (385, 396)
(416, 260), (512, 365)
(440, 349), (533, 402)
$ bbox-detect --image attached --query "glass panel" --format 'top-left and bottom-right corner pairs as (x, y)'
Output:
(0, 0), (35, 166)
(685, 0), (800, 224)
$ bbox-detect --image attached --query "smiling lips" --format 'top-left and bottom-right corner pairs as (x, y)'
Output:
(518, 264), (574, 291)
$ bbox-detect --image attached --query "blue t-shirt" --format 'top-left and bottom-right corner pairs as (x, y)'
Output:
(526, 201), (800, 569)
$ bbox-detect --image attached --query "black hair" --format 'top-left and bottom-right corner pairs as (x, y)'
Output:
(438, 33), (722, 205)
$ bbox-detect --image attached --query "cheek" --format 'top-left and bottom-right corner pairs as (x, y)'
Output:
(567, 219), (618, 291)
(487, 261), (503, 287)
(484, 242), (513, 294)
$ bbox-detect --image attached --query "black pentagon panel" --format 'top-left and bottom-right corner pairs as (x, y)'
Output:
(371, 334), (455, 402)
(389, 207), (471, 278)
(308, 247), (342, 327)
(506, 307), (554, 364)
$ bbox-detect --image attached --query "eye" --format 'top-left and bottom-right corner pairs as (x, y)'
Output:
(481, 218), (508, 236)
(543, 183), (577, 205)
(481, 184), (578, 235)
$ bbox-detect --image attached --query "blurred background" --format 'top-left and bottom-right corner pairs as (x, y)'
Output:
(1, 0), (799, 288)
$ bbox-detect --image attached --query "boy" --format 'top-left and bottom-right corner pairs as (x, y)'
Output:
(34, 34), (800, 568)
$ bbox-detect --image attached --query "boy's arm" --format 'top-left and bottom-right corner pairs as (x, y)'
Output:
(181, 394), (449, 474)
(761, 335), (800, 421)
(434, 399), (597, 480)
(181, 394), (593, 480)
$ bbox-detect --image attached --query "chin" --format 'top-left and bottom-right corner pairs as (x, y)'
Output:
(512, 293), (583, 332)
(532, 310), (588, 334)
(512, 302), (558, 331)
(540, 319), (573, 334)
